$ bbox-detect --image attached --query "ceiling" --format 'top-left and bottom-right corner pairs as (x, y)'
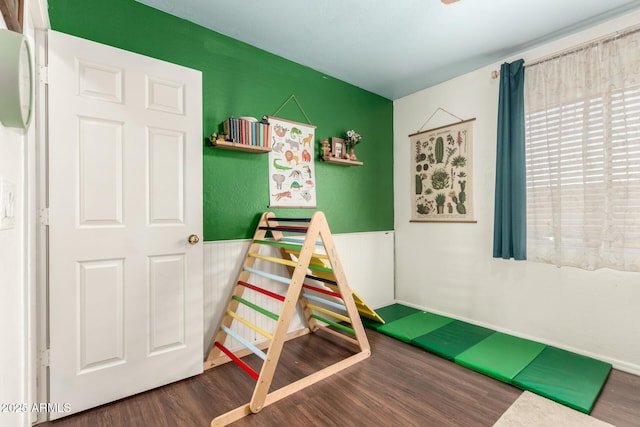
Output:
(135, 0), (640, 100)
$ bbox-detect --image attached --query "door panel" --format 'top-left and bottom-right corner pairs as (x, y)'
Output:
(148, 254), (186, 353)
(77, 259), (125, 372)
(147, 128), (185, 224)
(78, 117), (124, 226)
(48, 30), (203, 419)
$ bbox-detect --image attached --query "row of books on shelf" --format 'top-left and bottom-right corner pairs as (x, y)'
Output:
(223, 117), (270, 147)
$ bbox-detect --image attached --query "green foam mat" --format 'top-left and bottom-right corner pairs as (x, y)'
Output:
(512, 346), (612, 414)
(412, 320), (496, 361)
(455, 332), (546, 383)
(361, 303), (421, 331)
(377, 311), (453, 343)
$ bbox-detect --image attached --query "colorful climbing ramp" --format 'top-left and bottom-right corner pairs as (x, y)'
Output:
(205, 212), (373, 426)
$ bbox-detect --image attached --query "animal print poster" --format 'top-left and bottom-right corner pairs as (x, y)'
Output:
(410, 119), (476, 223)
(268, 116), (317, 208)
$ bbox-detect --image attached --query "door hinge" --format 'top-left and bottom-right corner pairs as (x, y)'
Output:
(41, 349), (50, 367)
(39, 65), (48, 85)
(39, 208), (49, 226)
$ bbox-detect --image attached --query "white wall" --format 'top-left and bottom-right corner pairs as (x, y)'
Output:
(0, 2), (47, 425)
(0, 23), (29, 427)
(0, 111), (29, 427)
(393, 10), (640, 374)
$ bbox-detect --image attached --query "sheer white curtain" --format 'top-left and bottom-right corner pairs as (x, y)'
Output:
(524, 27), (640, 271)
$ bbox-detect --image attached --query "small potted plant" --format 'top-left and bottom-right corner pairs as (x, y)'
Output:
(345, 129), (362, 160)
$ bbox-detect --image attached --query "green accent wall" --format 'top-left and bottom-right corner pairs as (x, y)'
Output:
(49, 0), (394, 240)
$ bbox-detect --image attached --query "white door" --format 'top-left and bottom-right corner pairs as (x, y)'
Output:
(47, 30), (203, 419)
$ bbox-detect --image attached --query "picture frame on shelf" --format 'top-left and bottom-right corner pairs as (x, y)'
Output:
(331, 137), (345, 159)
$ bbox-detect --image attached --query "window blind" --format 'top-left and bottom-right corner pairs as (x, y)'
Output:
(525, 85), (640, 269)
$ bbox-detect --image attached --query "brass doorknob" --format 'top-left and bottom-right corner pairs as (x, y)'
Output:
(188, 234), (200, 245)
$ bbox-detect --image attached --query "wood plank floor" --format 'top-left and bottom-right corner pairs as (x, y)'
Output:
(41, 329), (640, 427)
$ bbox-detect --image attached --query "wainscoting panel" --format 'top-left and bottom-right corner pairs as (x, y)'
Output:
(203, 231), (395, 354)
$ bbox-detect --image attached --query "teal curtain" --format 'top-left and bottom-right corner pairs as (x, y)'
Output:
(493, 59), (526, 260)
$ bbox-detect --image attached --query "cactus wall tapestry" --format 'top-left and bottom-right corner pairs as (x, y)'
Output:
(268, 116), (317, 208)
(410, 119), (476, 222)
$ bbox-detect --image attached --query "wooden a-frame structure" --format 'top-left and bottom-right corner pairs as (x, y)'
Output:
(204, 211), (373, 426)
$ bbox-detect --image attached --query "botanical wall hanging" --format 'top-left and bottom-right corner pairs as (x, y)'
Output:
(410, 118), (476, 222)
(268, 116), (317, 208)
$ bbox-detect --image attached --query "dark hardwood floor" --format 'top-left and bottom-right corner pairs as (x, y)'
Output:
(41, 329), (640, 427)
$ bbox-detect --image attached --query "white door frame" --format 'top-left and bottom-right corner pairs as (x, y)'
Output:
(34, 27), (52, 425)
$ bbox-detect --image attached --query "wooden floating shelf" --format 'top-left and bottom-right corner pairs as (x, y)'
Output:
(321, 156), (363, 166)
(210, 139), (271, 153)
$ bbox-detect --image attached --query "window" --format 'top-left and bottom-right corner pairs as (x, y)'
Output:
(524, 28), (640, 271)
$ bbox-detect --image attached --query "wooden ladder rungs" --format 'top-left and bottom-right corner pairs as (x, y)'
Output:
(248, 252), (297, 267)
(238, 281), (285, 301)
(214, 342), (259, 380)
(226, 310), (273, 340)
(220, 325), (267, 361)
(258, 225), (308, 233)
(206, 211), (373, 426)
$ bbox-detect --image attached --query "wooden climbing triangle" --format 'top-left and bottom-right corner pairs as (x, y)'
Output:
(204, 211), (374, 426)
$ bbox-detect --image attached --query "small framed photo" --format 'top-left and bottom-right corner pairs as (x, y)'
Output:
(331, 137), (345, 159)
